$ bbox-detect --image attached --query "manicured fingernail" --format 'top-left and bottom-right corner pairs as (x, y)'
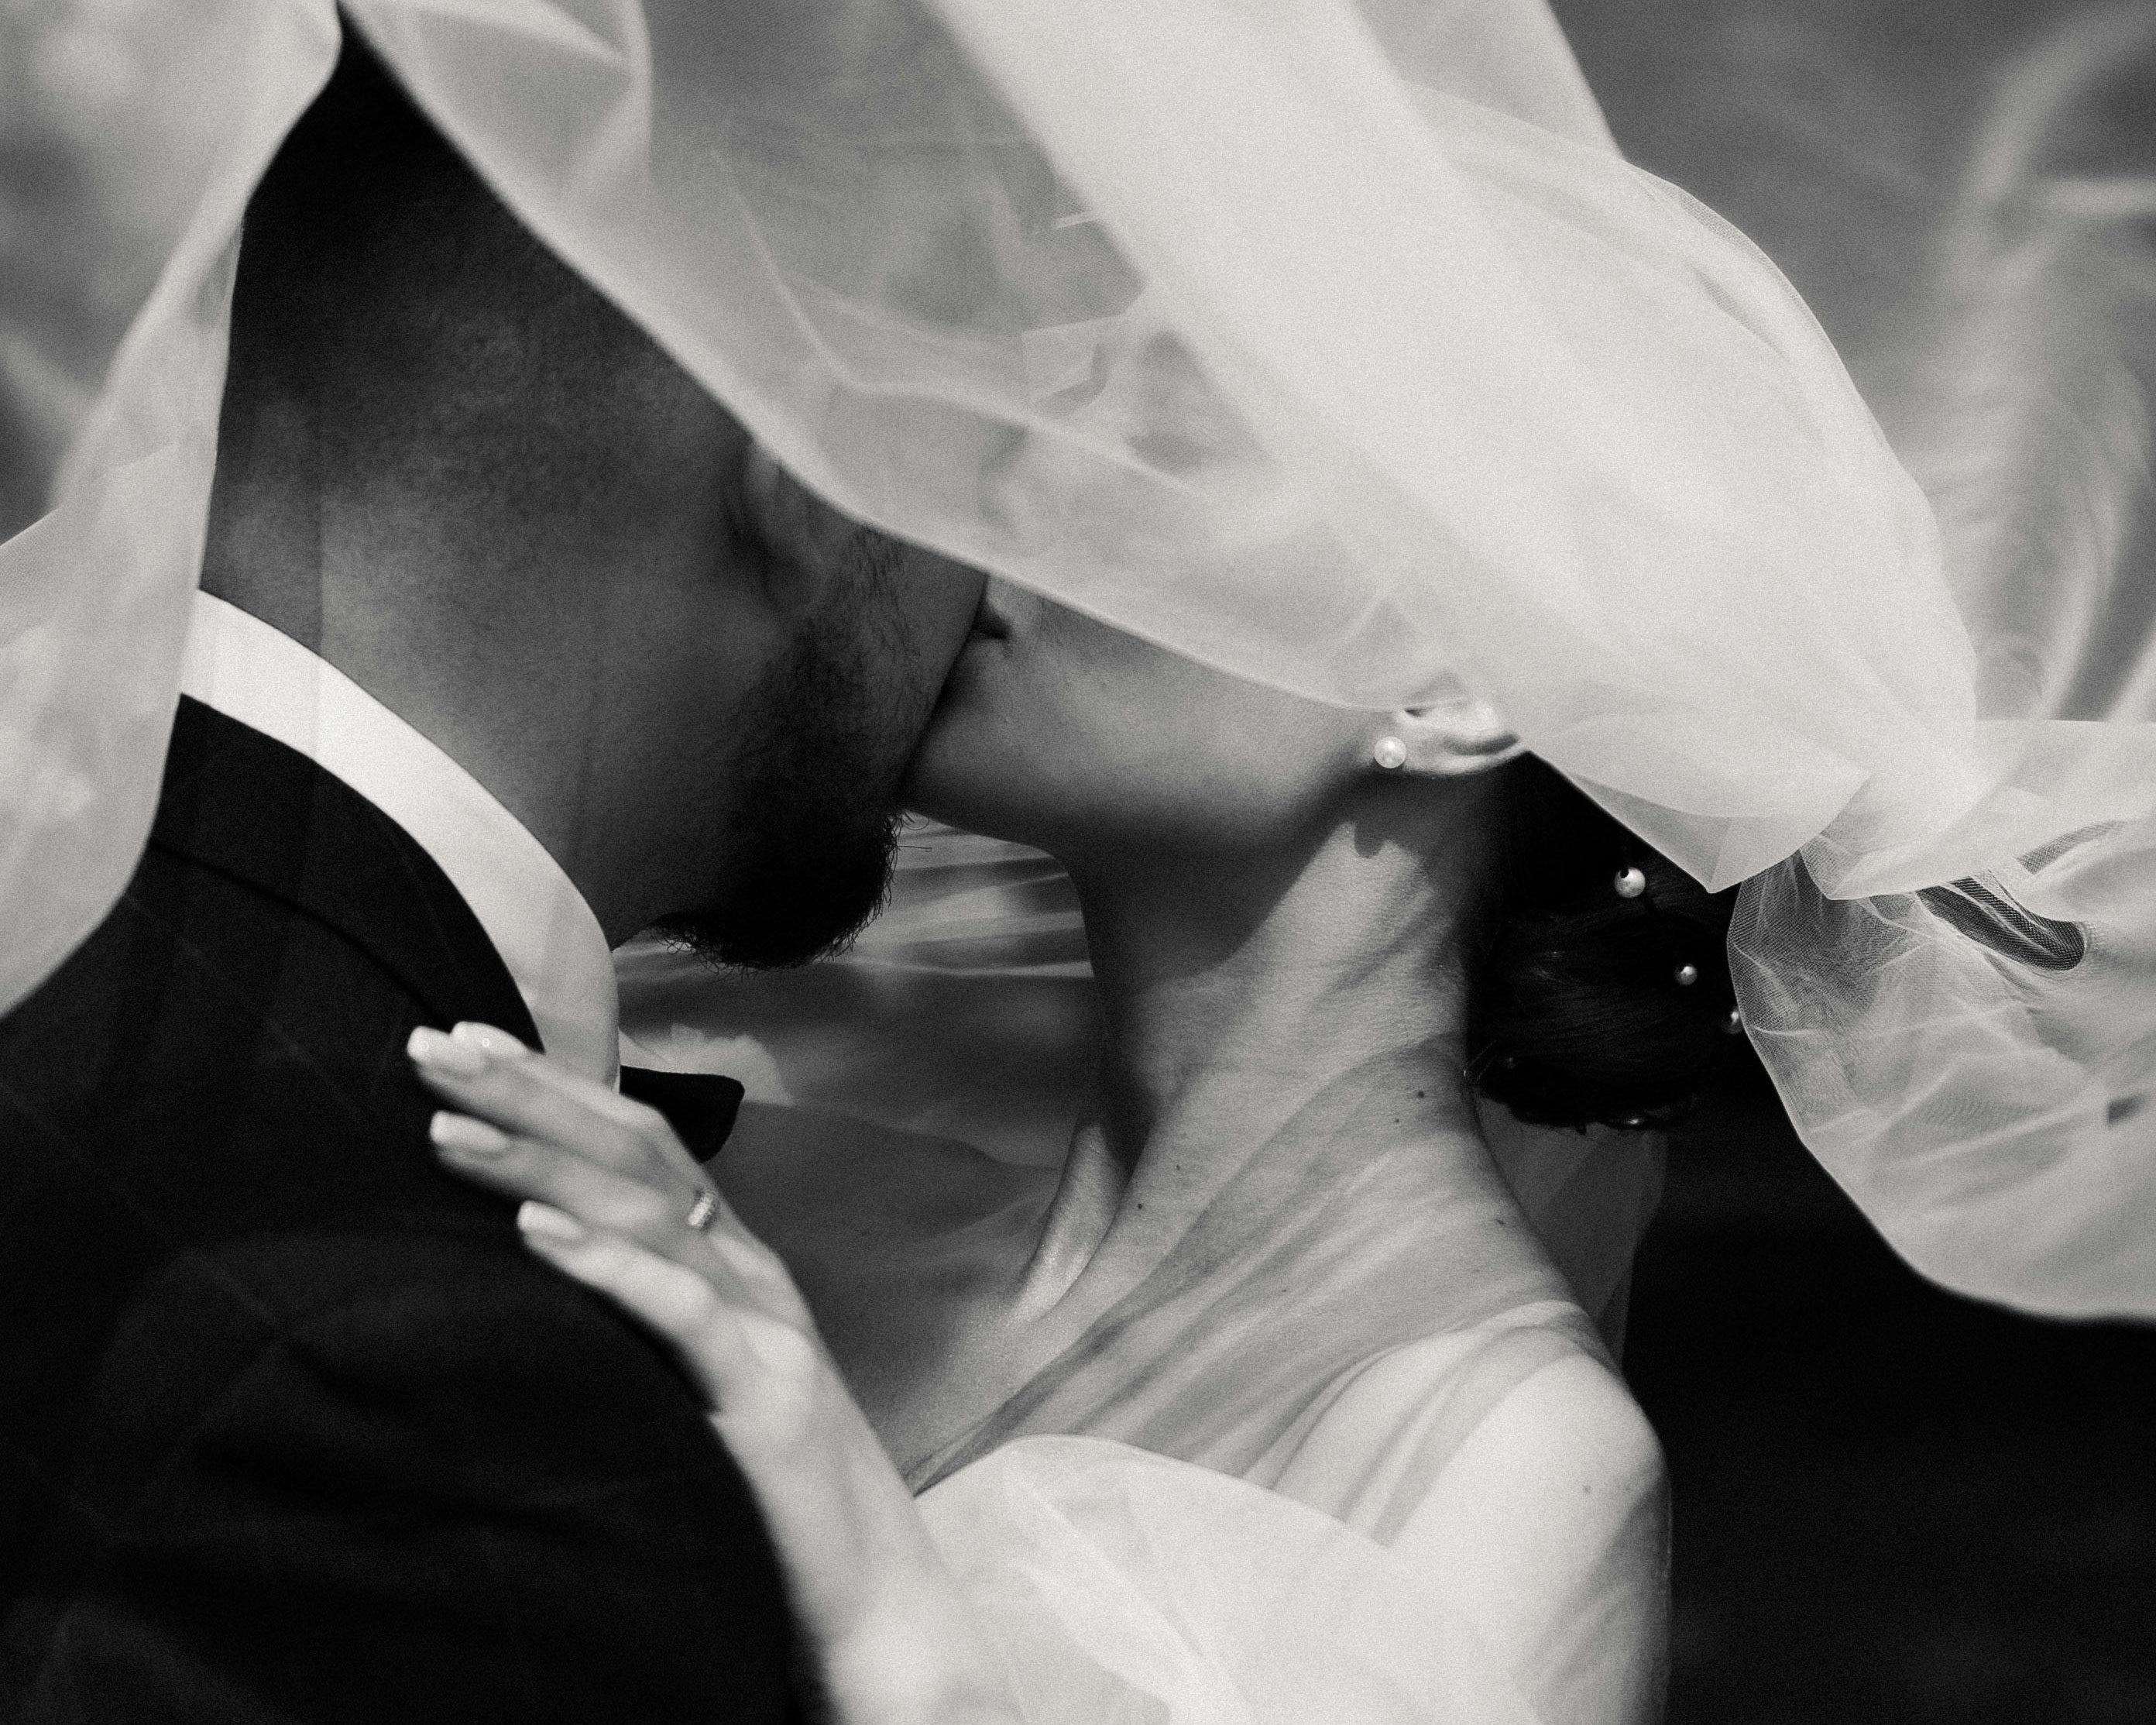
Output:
(517, 1201), (586, 1244)
(430, 1111), (511, 1155)
(409, 1026), (489, 1077)
(453, 1022), (530, 1059)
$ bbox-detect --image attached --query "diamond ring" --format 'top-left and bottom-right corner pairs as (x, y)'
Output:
(684, 1189), (719, 1232)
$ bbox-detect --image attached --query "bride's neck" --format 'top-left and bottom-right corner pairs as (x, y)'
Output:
(997, 799), (1494, 1322)
(1013, 792), (1495, 1309)
(1073, 819), (1478, 1169)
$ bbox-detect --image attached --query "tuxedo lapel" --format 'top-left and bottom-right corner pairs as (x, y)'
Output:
(149, 702), (754, 1156)
(151, 698), (537, 1047)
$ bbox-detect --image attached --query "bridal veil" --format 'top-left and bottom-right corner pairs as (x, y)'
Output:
(5, 0), (2154, 1318)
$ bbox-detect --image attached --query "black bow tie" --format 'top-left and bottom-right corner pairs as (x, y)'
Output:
(618, 1067), (747, 1166)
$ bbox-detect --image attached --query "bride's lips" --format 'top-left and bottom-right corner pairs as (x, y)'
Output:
(925, 583), (1014, 720)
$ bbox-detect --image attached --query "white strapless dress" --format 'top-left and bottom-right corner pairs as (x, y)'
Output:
(920, 1435), (1540, 1725)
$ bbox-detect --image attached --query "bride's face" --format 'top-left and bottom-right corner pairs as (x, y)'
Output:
(905, 578), (1368, 859)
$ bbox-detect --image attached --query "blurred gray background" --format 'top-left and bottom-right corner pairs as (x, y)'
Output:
(6, 3), (2154, 1720)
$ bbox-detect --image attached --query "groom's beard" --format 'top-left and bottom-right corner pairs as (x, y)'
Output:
(652, 606), (905, 971)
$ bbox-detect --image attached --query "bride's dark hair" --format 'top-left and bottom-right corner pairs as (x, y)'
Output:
(1464, 755), (1758, 1131)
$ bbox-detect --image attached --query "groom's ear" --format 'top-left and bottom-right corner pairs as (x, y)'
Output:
(1383, 688), (1525, 778)
(723, 438), (898, 622)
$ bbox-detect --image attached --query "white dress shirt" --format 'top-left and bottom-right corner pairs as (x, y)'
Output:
(179, 591), (620, 1082)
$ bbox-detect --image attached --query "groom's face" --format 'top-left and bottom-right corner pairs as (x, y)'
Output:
(654, 448), (983, 968)
(226, 33), (983, 963)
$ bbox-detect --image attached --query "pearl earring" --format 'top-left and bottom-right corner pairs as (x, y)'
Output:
(1372, 736), (1409, 771)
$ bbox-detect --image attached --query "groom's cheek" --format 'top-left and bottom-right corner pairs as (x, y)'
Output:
(887, 545), (989, 704)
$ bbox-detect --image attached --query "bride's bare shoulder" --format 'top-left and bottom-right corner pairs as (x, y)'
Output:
(1380, 1332), (1668, 1723)
(1414, 1344), (1665, 1545)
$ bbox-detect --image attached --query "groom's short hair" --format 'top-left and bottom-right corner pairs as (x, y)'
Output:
(233, 28), (644, 423)
(225, 26), (692, 533)
(239, 30), (492, 344)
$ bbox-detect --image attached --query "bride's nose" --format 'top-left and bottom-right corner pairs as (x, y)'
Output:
(973, 575), (1042, 640)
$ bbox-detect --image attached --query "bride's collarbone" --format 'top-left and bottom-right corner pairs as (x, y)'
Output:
(970, 1167), (1570, 1479)
(719, 1099), (1579, 1479)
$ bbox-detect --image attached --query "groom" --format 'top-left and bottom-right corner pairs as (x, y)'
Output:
(0, 33), (979, 1725)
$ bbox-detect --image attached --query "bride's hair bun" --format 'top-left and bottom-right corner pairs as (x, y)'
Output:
(1465, 755), (1759, 1130)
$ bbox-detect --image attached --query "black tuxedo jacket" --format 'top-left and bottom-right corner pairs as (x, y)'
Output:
(0, 699), (800, 1723)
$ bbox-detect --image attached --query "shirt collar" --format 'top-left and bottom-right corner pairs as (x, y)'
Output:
(178, 591), (620, 1084)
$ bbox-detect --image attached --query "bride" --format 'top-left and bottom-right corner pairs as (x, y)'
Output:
(415, 576), (1691, 1723)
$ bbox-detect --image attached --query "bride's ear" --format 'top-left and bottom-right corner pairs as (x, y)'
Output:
(1369, 692), (1525, 779)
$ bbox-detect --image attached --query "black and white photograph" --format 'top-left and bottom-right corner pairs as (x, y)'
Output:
(2, 2), (2153, 1721)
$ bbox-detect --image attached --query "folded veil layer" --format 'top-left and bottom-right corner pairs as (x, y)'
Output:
(5, 0), (2153, 1315)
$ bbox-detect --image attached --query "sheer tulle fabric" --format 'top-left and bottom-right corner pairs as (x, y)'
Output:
(6, 0), (2155, 1314)
(1734, 823), (2156, 1317)
(918, 1435), (1543, 1724)
(911, 1304), (1643, 1721)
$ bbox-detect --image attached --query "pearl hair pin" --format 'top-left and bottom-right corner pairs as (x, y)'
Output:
(1614, 865), (1646, 899)
(1372, 736), (1409, 771)
(1723, 1006), (1746, 1035)
(1674, 963), (1700, 987)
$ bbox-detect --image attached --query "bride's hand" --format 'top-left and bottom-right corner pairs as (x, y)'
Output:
(407, 1022), (1019, 1725)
